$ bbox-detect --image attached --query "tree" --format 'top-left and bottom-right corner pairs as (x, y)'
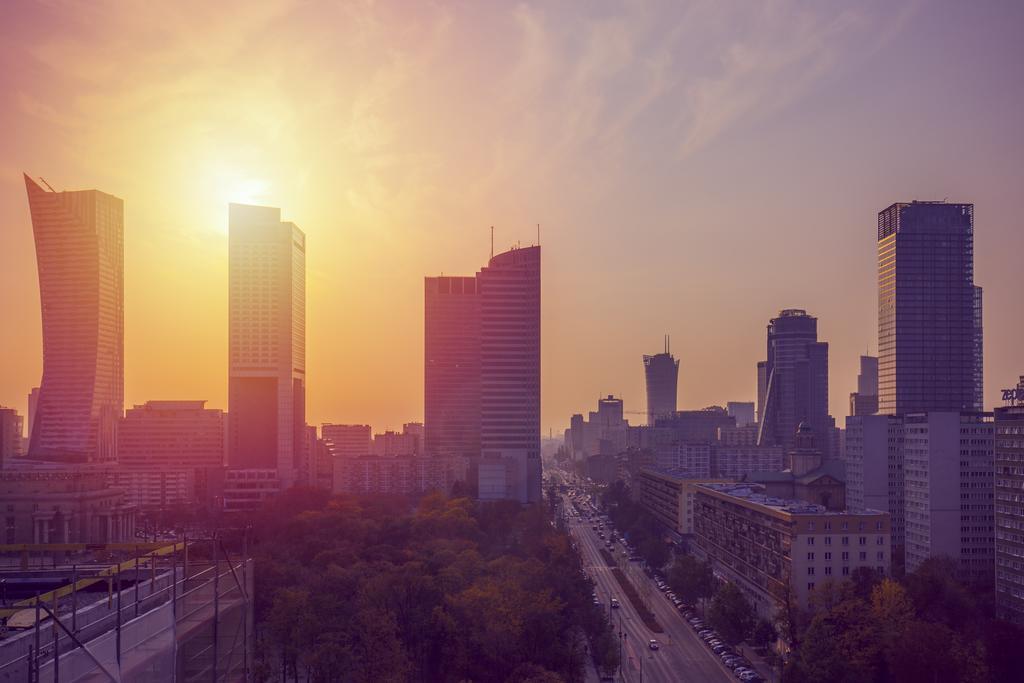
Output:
(707, 583), (755, 645)
(667, 555), (714, 605)
(751, 619), (777, 650)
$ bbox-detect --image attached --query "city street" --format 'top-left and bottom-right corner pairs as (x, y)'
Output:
(563, 495), (736, 683)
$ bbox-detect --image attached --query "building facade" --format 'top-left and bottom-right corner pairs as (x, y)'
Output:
(994, 377), (1024, 623)
(634, 468), (729, 538)
(693, 483), (891, 618)
(1, 468), (135, 543)
(757, 310), (835, 456)
(424, 275), (481, 457)
(228, 203), (305, 488)
(321, 424), (372, 458)
(0, 407), (24, 469)
(644, 342), (679, 426)
(115, 401), (225, 510)
(877, 201), (981, 415)
(24, 175), (123, 463)
(713, 445), (785, 480)
(903, 412), (993, 583)
(844, 414), (905, 565)
(726, 402), (756, 428)
(849, 355), (879, 417)
(333, 456), (466, 496)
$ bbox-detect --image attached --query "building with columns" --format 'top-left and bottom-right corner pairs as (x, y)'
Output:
(1, 468), (135, 544)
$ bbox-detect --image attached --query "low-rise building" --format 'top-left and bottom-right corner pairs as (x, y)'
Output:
(634, 468), (729, 539)
(333, 456), (467, 496)
(693, 483), (891, 619)
(0, 467), (135, 543)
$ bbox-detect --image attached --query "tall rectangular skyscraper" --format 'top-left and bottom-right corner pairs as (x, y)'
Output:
(478, 246), (541, 503)
(424, 276), (481, 457)
(228, 204), (305, 487)
(24, 175), (123, 463)
(644, 339), (679, 426)
(425, 246), (540, 503)
(877, 201), (981, 414)
(756, 309), (835, 455)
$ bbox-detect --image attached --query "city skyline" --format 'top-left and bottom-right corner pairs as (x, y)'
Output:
(1, 1), (1023, 436)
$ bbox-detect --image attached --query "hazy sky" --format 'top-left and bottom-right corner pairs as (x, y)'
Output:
(1, 0), (1021, 435)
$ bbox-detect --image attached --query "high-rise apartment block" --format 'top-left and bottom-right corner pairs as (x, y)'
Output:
(644, 340), (679, 426)
(24, 175), (124, 463)
(903, 412), (993, 583)
(877, 202), (982, 415)
(228, 204), (306, 488)
(845, 414), (905, 563)
(426, 245), (541, 503)
(757, 309), (835, 456)
(995, 377), (1024, 623)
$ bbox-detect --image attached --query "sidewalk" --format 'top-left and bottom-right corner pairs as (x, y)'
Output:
(732, 643), (781, 683)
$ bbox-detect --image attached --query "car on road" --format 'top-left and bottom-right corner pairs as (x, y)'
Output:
(610, 598), (620, 609)
(648, 639), (660, 651)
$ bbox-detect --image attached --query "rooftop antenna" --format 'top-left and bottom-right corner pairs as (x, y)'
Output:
(39, 177), (56, 193)
(537, 223), (540, 246)
(490, 226), (494, 259)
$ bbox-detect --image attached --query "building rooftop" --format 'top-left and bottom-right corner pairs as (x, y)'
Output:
(697, 482), (886, 517)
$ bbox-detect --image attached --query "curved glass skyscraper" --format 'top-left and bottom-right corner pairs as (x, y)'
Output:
(24, 174), (124, 463)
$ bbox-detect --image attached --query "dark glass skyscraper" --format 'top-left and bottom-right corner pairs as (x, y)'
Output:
(644, 338), (679, 426)
(756, 309), (834, 455)
(424, 276), (481, 457)
(877, 201), (981, 414)
(24, 175), (123, 463)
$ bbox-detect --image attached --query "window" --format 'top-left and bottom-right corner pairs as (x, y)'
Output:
(825, 566), (832, 576)
(842, 566), (850, 576)
(807, 552), (815, 561)
(859, 552), (867, 561)
(808, 583), (815, 591)
(842, 536), (850, 546)
(807, 537), (815, 546)
(877, 551), (885, 560)
(859, 537), (867, 546)
(825, 552), (832, 560)
(877, 537), (885, 545)
(808, 567), (815, 576)
(842, 552), (849, 561)
(825, 536), (832, 546)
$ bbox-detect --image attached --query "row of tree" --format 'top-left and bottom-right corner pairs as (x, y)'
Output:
(248, 488), (620, 682)
(666, 551), (1024, 683)
(599, 480), (671, 568)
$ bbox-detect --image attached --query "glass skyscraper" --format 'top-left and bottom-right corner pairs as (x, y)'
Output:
(877, 201), (982, 414)
(24, 174), (123, 463)
(644, 339), (679, 426)
(228, 204), (306, 487)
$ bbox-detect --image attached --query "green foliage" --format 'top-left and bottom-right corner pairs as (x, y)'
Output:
(250, 489), (616, 682)
(667, 555), (715, 605)
(784, 562), (1020, 683)
(601, 480), (671, 569)
(707, 583), (755, 645)
(751, 619), (776, 649)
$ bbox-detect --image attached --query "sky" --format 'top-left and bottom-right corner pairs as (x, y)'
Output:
(0, 0), (1022, 436)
